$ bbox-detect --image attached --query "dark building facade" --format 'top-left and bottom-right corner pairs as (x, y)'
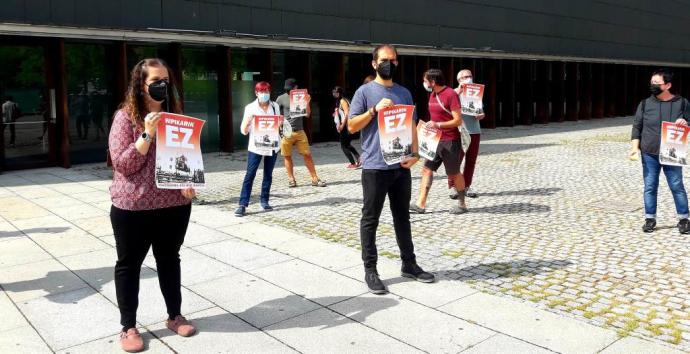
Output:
(1, 0), (689, 170)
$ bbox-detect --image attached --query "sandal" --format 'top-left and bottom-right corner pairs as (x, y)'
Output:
(311, 179), (327, 187)
(288, 179), (297, 188)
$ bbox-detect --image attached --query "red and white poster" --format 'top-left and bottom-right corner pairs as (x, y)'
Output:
(660, 121), (690, 167)
(417, 123), (441, 161)
(253, 115), (281, 154)
(460, 83), (485, 116)
(289, 89), (308, 118)
(378, 105), (415, 165)
(155, 113), (206, 189)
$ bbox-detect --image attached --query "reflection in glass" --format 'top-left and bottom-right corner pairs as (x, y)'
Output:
(0, 45), (50, 167)
(65, 43), (116, 164)
(231, 49), (264, 151)
(182, 47), (219, 153)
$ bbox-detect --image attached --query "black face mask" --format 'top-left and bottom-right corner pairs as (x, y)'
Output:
(148, 80), (169, 102)
(376, 60), (397, 80)
(650, 84), (664, 96)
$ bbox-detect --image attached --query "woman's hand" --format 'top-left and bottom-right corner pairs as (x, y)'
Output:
(181, 187), (196, 200)
(144, 112), (162, 137)
(675, 118), (688, 126)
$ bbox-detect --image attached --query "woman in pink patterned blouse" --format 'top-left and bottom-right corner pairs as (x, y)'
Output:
(108, 58), (197, 352)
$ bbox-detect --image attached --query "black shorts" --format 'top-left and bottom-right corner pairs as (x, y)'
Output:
(424, 139), (461, 175)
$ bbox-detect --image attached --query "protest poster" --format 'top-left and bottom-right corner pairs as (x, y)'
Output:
(377, 105), (415, 165)
(253, 115), (282, 154)
(460, 83), (485, 116)
(417, 123), (441, 161)
(660, 121), (690, 167)
(155, 113), (206, 189)
(289, 89), (308, 118)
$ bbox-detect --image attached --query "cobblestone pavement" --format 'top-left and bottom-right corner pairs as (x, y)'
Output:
(76, 117), (690, 350)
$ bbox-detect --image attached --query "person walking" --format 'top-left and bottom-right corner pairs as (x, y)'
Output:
(410, 69), (467, 214)
(332, 86), (361, 169)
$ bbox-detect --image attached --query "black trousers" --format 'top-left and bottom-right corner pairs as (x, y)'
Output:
(339, 130), (360, 164)
(111, 203), (191, 329)
(360, 168), (416, 270)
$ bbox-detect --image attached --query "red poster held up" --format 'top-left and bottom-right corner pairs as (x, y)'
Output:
(377, 105), (415, 165)
(155, 113), (206, 189)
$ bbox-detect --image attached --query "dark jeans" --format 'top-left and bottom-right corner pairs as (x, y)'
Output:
(2, 121), (15, 145)
(641, 152), (689, 219)
(339, 130), (360, 164)
(239, 151), (278, 207)
(111, 203), (191, 330)
(360, 168), (416, 270)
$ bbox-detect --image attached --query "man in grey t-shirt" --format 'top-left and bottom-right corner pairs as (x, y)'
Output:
(348, 44), (435, 295)
(275, 78), (326, 187)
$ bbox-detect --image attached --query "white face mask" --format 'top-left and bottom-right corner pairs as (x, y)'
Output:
(257, 92), (270, 103)
(459, 78), (473, 85)
(423, 82), (433, 92)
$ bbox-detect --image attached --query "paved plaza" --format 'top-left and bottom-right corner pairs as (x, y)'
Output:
(1, 116), (689, 353)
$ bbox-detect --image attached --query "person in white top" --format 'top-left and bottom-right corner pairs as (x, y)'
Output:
(235, 81), (282, 217)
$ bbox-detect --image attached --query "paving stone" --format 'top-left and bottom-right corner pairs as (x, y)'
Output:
(0, 258), (88, 302)
(0, 325), (52, 353)
(330, 293), (494, 353)
(265, 307), (421, 353)
(439, 292), (618, 354)
(462, 334), (554, 354)
(148, 307), (292, 353)
(193, 238), (293, 271)
(189, 272), (321, 328)
(0, 237), (52, 268)
(55, 328), (172, 354)
(600, 336), (687, 354)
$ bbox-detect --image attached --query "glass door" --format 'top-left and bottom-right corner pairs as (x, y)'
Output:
(0, 45), (53, 170)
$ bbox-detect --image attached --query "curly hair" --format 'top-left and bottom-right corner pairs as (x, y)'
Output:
(119, 58), (182, 127)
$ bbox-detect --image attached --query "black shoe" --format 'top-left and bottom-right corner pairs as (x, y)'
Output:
(234, 206), (246, 217)
(678, 218), (690, 234)
(401, 262), (435, 283)
(642, 218), (656, 233)
(365, 270), (388, 295)
(409, 203), (426, 214)
(449, 191), (459, 200)
(261, 204), (273, 212)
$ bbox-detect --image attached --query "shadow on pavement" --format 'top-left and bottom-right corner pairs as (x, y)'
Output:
(432, 259), (573, 282)
(150, 294), (398, 338)
(1, 266), (156, 303)
(0, 226), (71, 239)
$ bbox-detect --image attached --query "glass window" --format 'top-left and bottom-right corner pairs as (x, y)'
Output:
(0, 45), (50, 168)
(182, 47), (219, 153)
(231, 48), (265, 151)
(65, 43), (116, 164)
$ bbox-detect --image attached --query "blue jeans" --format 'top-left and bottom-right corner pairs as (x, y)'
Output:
(642, 152), (689, 219)
(239, 151), (278, 207)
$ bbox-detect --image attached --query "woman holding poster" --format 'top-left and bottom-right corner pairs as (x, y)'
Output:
(235, 81), (282, 217)
(332, 86), (361, 169)
(108, 58), (197, 353)
(410, 69), (468, 215)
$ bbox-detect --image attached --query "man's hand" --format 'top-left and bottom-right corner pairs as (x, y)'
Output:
(675, 118), (688, 126)
(477, 113), (486, 121)
(375, 98), (394, 112)
(400, 155), (419, 169)
(629, 148), (640, 161)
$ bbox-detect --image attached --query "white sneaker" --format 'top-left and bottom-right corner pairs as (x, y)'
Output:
(466, 187), (478, 198)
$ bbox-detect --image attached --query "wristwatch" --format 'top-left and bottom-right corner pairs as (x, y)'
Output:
(410, 152), (420, 159)
(141, 132), (153, 143)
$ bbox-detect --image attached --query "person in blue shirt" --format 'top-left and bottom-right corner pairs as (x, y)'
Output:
(348, 44), (435, 294)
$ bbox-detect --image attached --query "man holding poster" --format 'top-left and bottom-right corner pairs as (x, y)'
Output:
(631, 68), (690, 234)
(348, 44), (435, 295)
(276, 78), (327, 187)
(411, 69), (468, 215)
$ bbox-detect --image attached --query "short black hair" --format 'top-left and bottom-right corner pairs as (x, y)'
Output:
(652, 68), (674, 84)
(424, 69), (446, 86)
(372, 44), (397, 62)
